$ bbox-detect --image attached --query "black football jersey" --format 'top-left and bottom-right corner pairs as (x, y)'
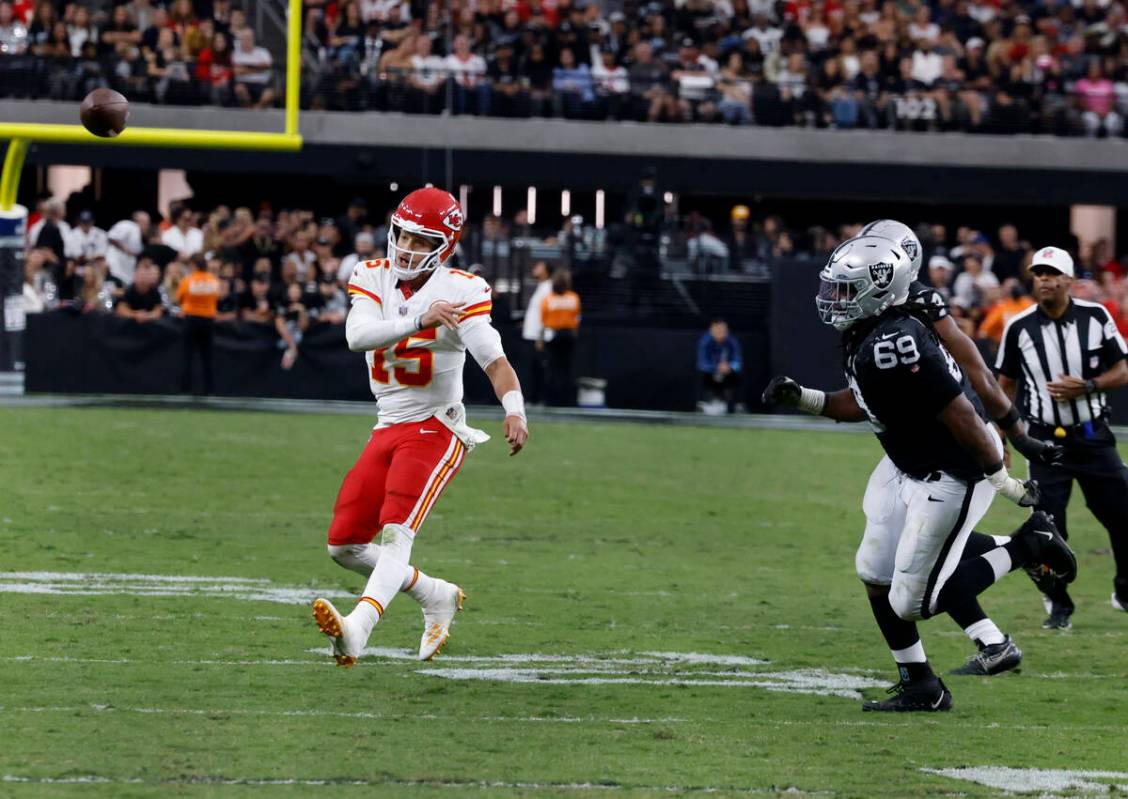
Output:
(904, 280), (949, 325)
(845, 311), (987, 481)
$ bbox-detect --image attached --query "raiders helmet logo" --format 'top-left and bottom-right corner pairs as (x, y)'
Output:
(900, 236), (918, 260)
(870, 262), (895, 289)
(442, 208), (464, 231)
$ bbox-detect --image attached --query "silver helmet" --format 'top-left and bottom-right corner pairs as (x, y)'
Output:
(816, 235), (913, 331)
(860, 219), (922, 281)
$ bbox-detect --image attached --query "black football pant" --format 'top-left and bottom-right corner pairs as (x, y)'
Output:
(1029, 432), (1128, 603)
(181, 316), (215, 395)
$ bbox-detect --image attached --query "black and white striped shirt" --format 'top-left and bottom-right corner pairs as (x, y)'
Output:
(996, 299), (1128, 427)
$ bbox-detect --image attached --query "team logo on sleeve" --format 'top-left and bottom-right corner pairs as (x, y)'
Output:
(869, 261), (895, 289)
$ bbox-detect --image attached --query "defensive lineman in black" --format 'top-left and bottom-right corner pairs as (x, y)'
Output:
(996, 246), (1128, 627)
(764, 235), (1077, 712)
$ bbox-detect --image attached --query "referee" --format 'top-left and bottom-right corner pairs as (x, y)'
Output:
(996, 246), (1128, 629)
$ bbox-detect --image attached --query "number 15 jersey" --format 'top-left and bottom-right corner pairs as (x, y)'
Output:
(844, 311), (987, 481)
(346, 259), (500, 427)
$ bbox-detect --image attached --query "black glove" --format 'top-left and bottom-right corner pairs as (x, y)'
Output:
(1018, 479), (1042, 508)
(1010, 433), (1064, 466)
(762, 375), (801, 407)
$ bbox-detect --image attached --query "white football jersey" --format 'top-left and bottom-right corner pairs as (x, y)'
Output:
(346, 259), (496, 426)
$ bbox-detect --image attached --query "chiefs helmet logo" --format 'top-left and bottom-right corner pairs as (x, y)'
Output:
(442, 207), (464, 232)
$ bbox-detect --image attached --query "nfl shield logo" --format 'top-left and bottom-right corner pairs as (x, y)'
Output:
(870, 262), (895, 289)
(398, 306), (409, 316)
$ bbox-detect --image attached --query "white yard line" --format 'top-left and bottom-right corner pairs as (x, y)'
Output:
(922, 767), (1128, 795)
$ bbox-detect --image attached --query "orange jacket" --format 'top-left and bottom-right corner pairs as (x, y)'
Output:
(176, 270), (220, 319)
(978, 296), (1034, 343)
(540, 291), (581, 332)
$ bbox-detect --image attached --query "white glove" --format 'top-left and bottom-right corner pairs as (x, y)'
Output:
(986, 468), (1041, 507)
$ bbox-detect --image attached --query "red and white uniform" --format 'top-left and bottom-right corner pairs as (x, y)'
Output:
(328, 259), (504, 545)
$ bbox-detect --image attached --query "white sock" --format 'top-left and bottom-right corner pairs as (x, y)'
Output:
(329, 544), (431, 594)
(983, 547), (1013, 581)
(990, 534), (1009, 547)
(891, 641), (926, 664)
(347, 524), (415, 640)
(964, 618), (1005, 646)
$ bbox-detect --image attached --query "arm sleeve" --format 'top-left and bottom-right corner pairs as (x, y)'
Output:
(459, 316), (506, 369)
(345, 299), (418, 352)
(995, 319), (1023, 377)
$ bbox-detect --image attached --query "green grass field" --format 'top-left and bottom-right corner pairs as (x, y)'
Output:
(1, 406), (1126, 798)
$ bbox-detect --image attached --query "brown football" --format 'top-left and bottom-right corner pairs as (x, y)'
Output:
(79, 88), (130, 138)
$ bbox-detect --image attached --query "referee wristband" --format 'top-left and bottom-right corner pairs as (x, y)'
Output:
(993, 406), (1021, 430)
(501, 390), (526, 421)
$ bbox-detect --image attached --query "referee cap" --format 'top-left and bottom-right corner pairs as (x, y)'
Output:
(1031, 246), (1074, 277)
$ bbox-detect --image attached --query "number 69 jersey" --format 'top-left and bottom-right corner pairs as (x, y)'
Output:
(346, 259), (501, 427)
(844, 312), (988, 481)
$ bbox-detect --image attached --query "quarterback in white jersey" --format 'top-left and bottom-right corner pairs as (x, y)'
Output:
(312, 187), (528, 668)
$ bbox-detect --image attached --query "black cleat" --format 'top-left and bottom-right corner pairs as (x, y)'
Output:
(1016, 512), (1077, 585)
(1042, 600), (1074, 630)
(862, 676), (952, 712)
(950, 636), (1023, 676)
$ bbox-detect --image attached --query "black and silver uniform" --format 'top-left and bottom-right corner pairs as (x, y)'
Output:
(845, 310), (987, 481)
(905, 280), (949, 326)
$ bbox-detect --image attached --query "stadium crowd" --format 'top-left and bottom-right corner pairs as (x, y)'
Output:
(3, 0), (1128, 133)
(21, 195), (1128, 372)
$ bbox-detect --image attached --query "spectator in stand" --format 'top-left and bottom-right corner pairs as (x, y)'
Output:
(337, 230), (377, 281)
(240, 267), (274, 325)
(312, 273), (347, 324)
(284, 230), (317, 281)
(241, 216), (281, 275)
(852, 50), (895, 128)
(993, 224), (1030, 284)
(553, 46), (595, 118)
(1076, 58), (1122, 137)
(115, 257), (165, 322)
(176, 254), (219, 393)
(715, 51), (753, 125)
(540, 268), (581, 406)
(162, 206), (204, 260)
(446, 33), (489, 115)
(521, 260), (553, 405)
(407, 34), (446, 113)
(488, 40), (527, 118)
(953, 253), (999, 308)
(65, 210), (108, 263)
(591, 49), (630, 119)
(232, 27), (275, 109)
(105, 210), (150, 286)
(696, 318), (743, 413)
(196, 29), (234, 103)
(927, 254), (955, 302)
(275, 280), (309, 370)
(0, 2), (29, 56)
(978, 278), (1035, 347)
(628, 41), (677, 122)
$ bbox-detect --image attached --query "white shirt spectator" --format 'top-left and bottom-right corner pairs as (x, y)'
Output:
(360, 0), (409, 24)
(162, 224), (204, 257)
(233, 41), (272, 84)
(688, 232), (731, 260)
(911, 49), (943, 85)
(908, 21), (939, 41)
(591, 59), (630, 94)
(411, 53), (446, 89)
(65, 224), (109, 261)
(0, 19), (28, 54)
(804, 22), (830, 50)
(285, 249), (317, 281)
(952, 267), (998, 308)
(743, 24), (782, 55)
(445, 52), (487, 88)
(522, 278), (553, 341)
(105, 218), (145, 284)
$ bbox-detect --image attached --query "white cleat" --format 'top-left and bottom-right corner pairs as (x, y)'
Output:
(311, 597), (364, 668)
(418, 580), (465, 661)
(1112, 592), (1128, 613)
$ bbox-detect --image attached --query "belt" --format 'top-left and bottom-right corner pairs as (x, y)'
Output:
(1028, 419), (1108, 440)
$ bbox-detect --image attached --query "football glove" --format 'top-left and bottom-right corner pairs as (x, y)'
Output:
(761, 375), (802, 407)
(986, 469), (1042, 507)
(1010, 433), (1064, 466)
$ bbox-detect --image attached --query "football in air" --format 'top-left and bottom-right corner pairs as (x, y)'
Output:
(80, 88), (130, 138)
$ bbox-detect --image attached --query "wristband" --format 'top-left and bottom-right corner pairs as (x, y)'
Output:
(798, 387), (827, 415)
(993, 405), (1021, 429)
(501, 390), (526, 421)
(1084, 379), (1098, 396)
(414, 314), (424, 333)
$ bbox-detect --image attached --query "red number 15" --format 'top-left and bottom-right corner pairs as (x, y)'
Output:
(371, 327), (437, 387)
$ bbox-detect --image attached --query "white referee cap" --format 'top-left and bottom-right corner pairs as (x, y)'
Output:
(1031, 246), (1074, 277)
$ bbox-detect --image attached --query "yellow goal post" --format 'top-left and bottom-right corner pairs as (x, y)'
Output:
(0, 0), (304, 212)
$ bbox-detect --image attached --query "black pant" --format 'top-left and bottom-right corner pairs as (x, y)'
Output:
(1029, 421), (1128, 599)
(523, 339), (548, 405)
(700, 371), (741, 412)
(545, 331), (576, 407)
(181, 315), (215, 395)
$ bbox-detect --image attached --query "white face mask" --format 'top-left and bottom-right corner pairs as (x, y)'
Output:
(387, 223), (446, 281)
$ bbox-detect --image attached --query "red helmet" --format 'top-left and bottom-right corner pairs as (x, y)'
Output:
(387, 187), (464, 280)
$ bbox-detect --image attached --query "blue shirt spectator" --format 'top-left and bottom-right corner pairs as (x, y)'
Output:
(697, 319), (742, 375)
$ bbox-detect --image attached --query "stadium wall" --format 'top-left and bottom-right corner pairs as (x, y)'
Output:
(5, 100), (1128, 204)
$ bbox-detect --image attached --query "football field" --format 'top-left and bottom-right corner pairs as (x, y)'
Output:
(1, 406), (1126, 798)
